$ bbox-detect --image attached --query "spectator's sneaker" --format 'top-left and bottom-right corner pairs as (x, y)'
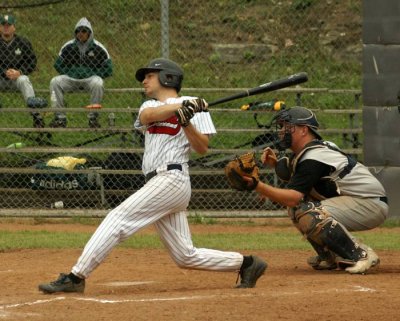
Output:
(38, 273), (85, 294)
(27, 97), (48, 108)
(345, 247), (380, 274)
(88, 118), (101, 128)
(32, 115), (44, 128)
(49, 118), (67, 128)
(236, 255), (267, 288)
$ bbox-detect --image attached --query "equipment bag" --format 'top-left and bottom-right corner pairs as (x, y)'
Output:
(30, 157), (93, 190)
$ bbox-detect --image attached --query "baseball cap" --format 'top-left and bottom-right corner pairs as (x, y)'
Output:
(0, 14), (16, 25)
(275, 106), (322, 139)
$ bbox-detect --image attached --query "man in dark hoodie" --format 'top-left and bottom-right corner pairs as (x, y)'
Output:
(49, 17), (113, 128)
(0, 13), (47, 128)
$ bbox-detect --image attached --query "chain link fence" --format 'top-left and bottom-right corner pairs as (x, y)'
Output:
(0, 0), (362, 215)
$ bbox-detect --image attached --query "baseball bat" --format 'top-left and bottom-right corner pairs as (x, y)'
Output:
(208, 72), (308, 107)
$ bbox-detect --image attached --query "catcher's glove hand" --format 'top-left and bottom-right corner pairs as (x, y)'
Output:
(225, 152), (260, 191)
(175, 104), (195, 127)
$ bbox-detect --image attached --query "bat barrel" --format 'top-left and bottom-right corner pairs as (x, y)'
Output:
(207, 72), (308, 107)
(208, 91), (249, 106)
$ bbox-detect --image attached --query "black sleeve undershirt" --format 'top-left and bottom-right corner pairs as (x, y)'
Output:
(287, 159), (335, 195)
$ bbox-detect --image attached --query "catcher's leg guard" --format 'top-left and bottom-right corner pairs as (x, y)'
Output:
(291, 201), (366, 263)
(319, 220), (367, 263)
(290, 201), (327, 240)
(306, 238), (337, 270)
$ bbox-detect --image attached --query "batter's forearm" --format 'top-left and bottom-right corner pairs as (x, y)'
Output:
(140, 103), (182, 125)
(183, 125), (209, 154)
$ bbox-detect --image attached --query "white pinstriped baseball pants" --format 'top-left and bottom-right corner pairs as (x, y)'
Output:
(72, 169), (243, 278)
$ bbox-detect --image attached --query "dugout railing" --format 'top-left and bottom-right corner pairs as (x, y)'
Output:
(0, 88), (362, 218)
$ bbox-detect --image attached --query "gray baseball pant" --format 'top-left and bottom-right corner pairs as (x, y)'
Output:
(0, 75), (35, 102)
(50, 75), (104, 120)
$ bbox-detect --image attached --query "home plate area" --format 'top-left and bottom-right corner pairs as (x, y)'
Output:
(1, 248), (400, 320)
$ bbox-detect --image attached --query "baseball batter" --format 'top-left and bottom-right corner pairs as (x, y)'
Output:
(38, 58), (267, 294)
(237, 107), (388, 274)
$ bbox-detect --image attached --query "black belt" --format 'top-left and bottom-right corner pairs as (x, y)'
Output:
(145, 164), (182, 182)
(379, 196), (388, 204)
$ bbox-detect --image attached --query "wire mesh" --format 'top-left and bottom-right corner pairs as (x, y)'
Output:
(0, 0), (362, 215)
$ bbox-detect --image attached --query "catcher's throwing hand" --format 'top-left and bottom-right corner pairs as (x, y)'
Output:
(261, 147), (278, 168)
(175, 104), (195, 127)
(182, 98), (208, 112)
(225, 152), (260, 191)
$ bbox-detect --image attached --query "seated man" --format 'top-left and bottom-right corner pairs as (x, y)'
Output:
(0, 14), (47, 128)
(49, 17), (113, 128)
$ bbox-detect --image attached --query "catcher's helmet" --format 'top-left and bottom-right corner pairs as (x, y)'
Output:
(135, 58), (184, 92)
(273, 106), (322, 140)
(271, 106), (322, 150)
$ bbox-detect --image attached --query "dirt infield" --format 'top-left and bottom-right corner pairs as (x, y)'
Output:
(1, 221), (400, 321)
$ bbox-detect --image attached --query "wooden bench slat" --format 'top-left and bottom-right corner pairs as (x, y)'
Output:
(0, 107), (362, 114)
(1, 127), (135, 133)
(0, 147), (362, 154)
(0, 127), (362, 134)
(0, 107), (139, 113)
(0, 147), (144, 153)
(0, 167), (276, 175)
(33, 87), (360, 94)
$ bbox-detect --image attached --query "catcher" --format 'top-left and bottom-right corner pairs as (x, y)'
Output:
(225, 106), (388, 274)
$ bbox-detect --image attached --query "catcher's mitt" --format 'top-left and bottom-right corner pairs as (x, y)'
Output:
(225, 152), (260, 191)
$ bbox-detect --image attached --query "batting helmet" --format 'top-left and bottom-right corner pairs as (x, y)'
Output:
(135, 58), (184, 92)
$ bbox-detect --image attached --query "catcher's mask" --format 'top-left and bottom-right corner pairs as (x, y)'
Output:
(135, 58), (184, 92)
(271, 106), (322, 150)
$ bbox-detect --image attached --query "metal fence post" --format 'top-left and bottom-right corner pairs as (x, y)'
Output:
(161, 0), (169, 59)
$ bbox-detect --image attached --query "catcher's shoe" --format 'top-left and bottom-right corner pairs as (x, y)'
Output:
(38, 273), (85, 294)
(345, 247), (380, 274)
(307, 255), (338, 270)
(236, 255), (267, 288)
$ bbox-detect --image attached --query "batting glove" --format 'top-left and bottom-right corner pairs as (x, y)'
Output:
(182, 98), (208, 113)
(175, 104), (195, 127)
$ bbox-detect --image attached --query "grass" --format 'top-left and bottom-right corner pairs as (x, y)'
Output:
(1, 217), (399, 251)
(0, 230), (398, 252)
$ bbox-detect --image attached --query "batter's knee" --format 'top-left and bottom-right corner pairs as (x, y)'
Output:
(169, 250), (197, 269)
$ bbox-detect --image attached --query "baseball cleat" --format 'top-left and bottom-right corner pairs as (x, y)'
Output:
(345, 247), (380, 274)
(38, 273), (85, 294)
(307, 255), (338, 270)
(236, 255), (267, 288)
